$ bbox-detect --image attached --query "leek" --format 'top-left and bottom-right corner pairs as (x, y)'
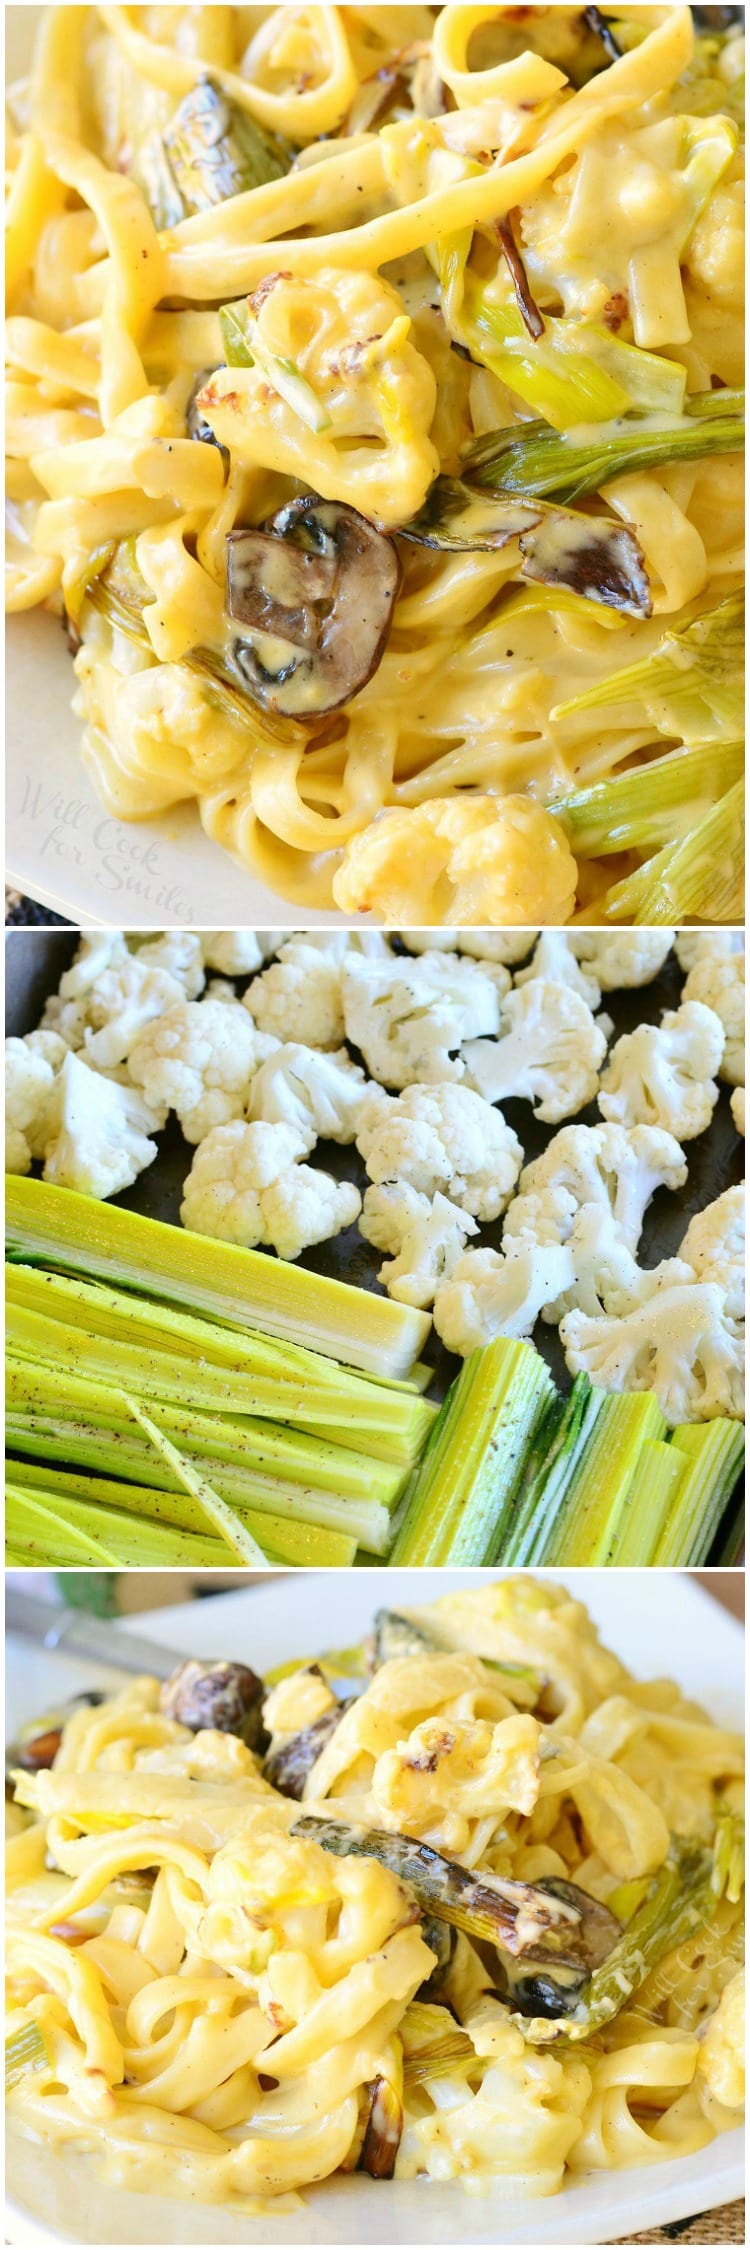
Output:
(554, 592), (744, 742)
(712, 1804), (744, 1907)
(219, 301), (332, 432)
(120, 1394), (270, 1568)
(461, 390), (743, 504)
(389, 1341), (555, 1567)
(549, 739), (743, 856)
(518, 1837), (716, 2044)
(5, 1176), (430, 1380)
(461, 274), (687, 429)
(542, 1395), (667, 1565)
(654, 1421), (746, 1566)
(6, 1460), (356, 1570)
(499, 1377), (606, 1565)
(604, 1441), (686, 1566)
(6, 2020), (50, 2092)
(597, 779), (744, 926)
(5, 1481), (231, 1570)
(163, 79), (291, 210)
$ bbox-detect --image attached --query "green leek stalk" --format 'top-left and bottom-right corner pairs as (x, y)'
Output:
(5, 2019), (50, 2092)
(517, 1837), (716, 2044)
(654, 1422), (746, 1566)
(389, 1340), (555, 1567)
(499, 1376), (605, 1565)
(461, 389), (743, 504)
(461, 274), (689, 428)
(5, 1176), (430, 1380)
(542, 1395), (667, 1565)
(549, 739), (743, 857)
(554, 592), (744, 743)
(604, 1440), (686, 1566)
(597, 778), (744, 926)
(121, 1394), (271, 1567)
(7, 1460), (356, 1571)
(5, 1481), (232, 1570)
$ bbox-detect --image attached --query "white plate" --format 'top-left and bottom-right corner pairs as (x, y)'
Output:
(6, 1568), (745, 2246)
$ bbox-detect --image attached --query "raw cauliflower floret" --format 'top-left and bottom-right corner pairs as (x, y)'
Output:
(356, 1083), (523, 1221)
(42, 1049), (163, 1199)
(574, 933), (675, 991)
(504, 1123), (688, 1253)
(464, 980), (607, 1123)
(201, 932), (283, 976)
(44, 939), (186, 1070)
(129, 998), (276, 1143)
(359, 1182), (477, 1308)
(433, 1240), (577, 1355)
(515, 931), (603, 1011)
(679, 1187), (744, 1323)
(5, 1030), (68, 1173)
(731, 1086), (745, 1135)
(133, 931), (206, 999)
(598, 1001), (725, 1139)
(675, 932), (737, 975)
(180, 1120), (361, 1260)
(276, 931), (393, 962)
(400, 931), (537, 965)
(247, 1043), (368, 1147)
(40, 932), (130, 1048)
(243, 944), (346, 1049)
(561, 1275), (744, 1426)
(698, 1972), (744, 2113)
(332, 796), (578, 926)
(342, 953), (505, 1090)
(681, 954), (744, 1086)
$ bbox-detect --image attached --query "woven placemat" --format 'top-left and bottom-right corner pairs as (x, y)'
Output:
(613, 2200), (744, 2244)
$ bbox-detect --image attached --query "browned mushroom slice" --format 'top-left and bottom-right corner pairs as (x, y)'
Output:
(160, 1658), (265, 1748)
(225, 497), (401, 718)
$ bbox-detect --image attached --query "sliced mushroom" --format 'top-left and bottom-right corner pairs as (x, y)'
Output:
(160, 1658), (265, 1749)
(225, 497), (401, 719)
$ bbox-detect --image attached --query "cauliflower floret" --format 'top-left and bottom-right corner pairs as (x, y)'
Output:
(180, 1120), (361, 1261)
(243, 944), (345, 1049)
(129, 998), (276, 1143)
(504, 1123), (688, 1253)
(598, 1001), (725, 1139)
(204, 978), (239, 1005)
(464, 980), (607, 1124)
(679, 1187), (744, 1323)
(731, 1086), (745, 1136)
(247, 1043), (368, 1147)
(698, 1971), (744, 2112)
(5, 1030), (68, 1172)
(574, 933), (675, 991)
(356, 1083), (523, 1221)
(276, 931), (393, 962)
(681, 955), (744, 1086)
(561, 1275), (744, 1426)
(332, 796), (578, 926)
(133, 932), (206, 999)
(42, 1049), (163, 1199)
(201, 932), (283, 975)
(433, 1240), (577, 1355)
(41, 935), (186, 1070)
(40, 932), (130, 1048)
(359, 1182), (477, 1308)
(400, 931), (537, 965)
(515, 931), (603, 1011)
(342, 953), (505, 1090)
(675, 932), (737, 975)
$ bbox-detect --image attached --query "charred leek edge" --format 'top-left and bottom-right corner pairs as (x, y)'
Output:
(596, 777), (744, 926)
(540, 1395), (667, 1566)
(460, 389), (744, 504)
(292, 1816), (580, 1954)
(515, 1836), (717, 2044)
(120, 1394), (270, 1568)
(5, 1177), (431, 1381)
(6, 1460), (356, 1572)
(5, 2019), (50, 2092)
(653, 1422), (746, 1567)
(163, 78), (291, 212)
(553, 591), (744, 734)
(6, 1262), (434, 1462)
(219, 302), (332, 432)
(389, 1339), (556, 1568)
(548, 738), (743, 857)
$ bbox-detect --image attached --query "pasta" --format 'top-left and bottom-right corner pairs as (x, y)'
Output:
(5, 6), (745, 924)
(6, 1578), (744, 2210)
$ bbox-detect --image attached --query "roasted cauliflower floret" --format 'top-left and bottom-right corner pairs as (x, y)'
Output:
(356, 1082), (523, 1221)
(698, 1971), (745, 2112)
(198, 266), (438, 525)
(129, 997), (276, 1143)
(598, 1001), (725, 1139)
(681, 954), (744, 1086)
(333, 797), (578, 927)
(465, 980), (608, 1123)
(342, 952), (504, 1090)
(180, 1119), (361, 1260)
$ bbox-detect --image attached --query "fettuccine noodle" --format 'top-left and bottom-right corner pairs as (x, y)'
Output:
(6, 1579), (744, 2210)
(5, 6), (744, 921)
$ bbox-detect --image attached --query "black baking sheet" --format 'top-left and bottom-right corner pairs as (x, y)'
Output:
(6, 928), (744, 1555)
